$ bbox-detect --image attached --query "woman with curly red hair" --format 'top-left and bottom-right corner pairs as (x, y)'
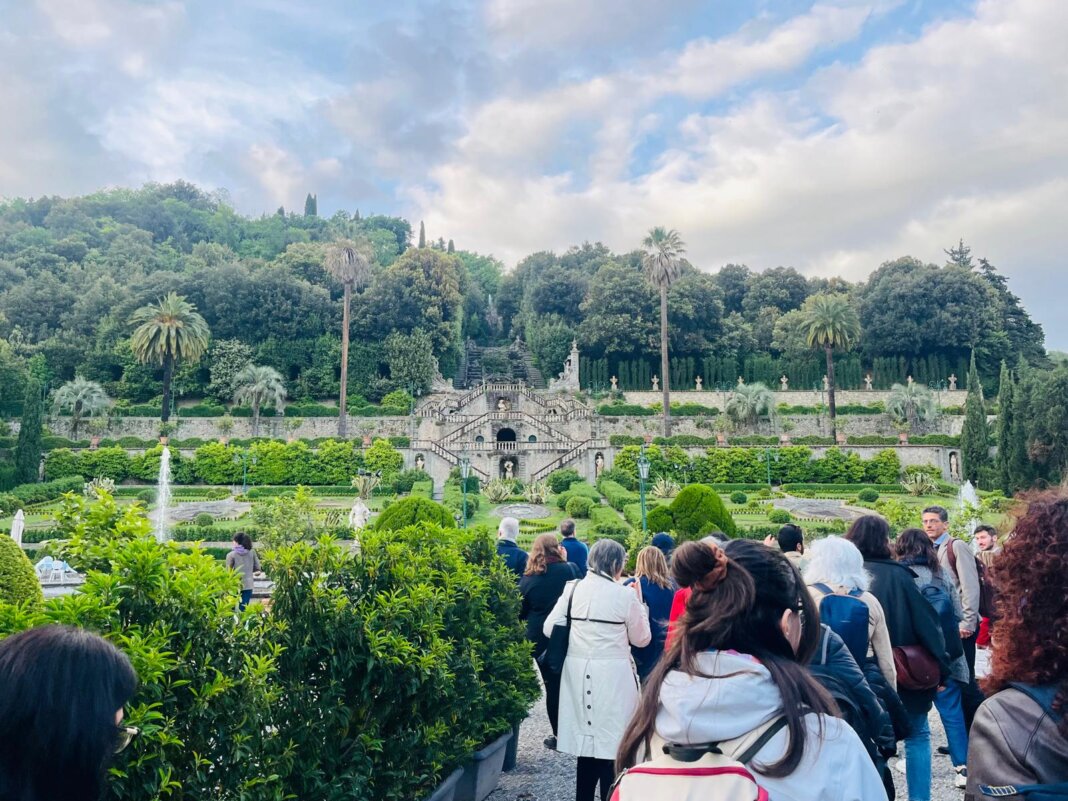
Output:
(965, 491), (1068, 799)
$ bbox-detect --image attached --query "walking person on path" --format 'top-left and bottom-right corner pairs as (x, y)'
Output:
(559, 519), (588, 577)
(520, 533), (582, 749)
(543, 539), (650, 801)
(846, 515), (950, 801)
(622, 546), (677, 681)
(226, 531), (261, 611)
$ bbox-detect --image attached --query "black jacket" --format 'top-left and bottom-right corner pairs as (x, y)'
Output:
(519, 561), (580, 654)
(496, 540), (528, 580)
(811, 625), (896, 759)
(864, 558), (950, 712)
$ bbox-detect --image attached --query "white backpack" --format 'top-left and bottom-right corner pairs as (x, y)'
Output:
(610, 717), (787, 801)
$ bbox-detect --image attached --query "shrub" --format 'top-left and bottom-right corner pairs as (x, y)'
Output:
(192, 442), (242, 484)
(592, 519), (632, 542)
(565, 496), (594, 518)
(373, 497), (454, 531)
(193, 512), (215, 527)
(598, 478), (638, 511)
(597, 403), (654, 416)
(364, 438), (403, 475)
(0, 475), (85, 512)
(0, 535), (43, 608)
(768, 509), (792, 525)
(647, 505), (675, 533)
(555, 481), (601, 509)
(729, 491), (748, 504)
(598, 467), (636, 491)
(651, 478), (680, 499)
(482, 479), (514, 503)
(43, 448), (80, 480)
(857, 488), (880, 503)
(546, 468), (581, 494)
(523, 481), (550, 504)
(137, 489), (156, 504)
(392, 468), (428, 494)
(669, 485), (736, 539)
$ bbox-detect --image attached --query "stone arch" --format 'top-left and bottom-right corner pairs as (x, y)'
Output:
(496, 427), (517, 443)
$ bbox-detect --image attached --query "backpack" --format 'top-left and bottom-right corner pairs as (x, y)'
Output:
(946, 537), (996, 618)
(978, 684), (1068, 799)
(812, 584), (869, 666)
(919, 577), (964, 661)
(611, 717), (787, 801)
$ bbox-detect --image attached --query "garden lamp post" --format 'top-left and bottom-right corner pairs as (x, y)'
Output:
(233, 451), (256, 495)
(460, 454), (471, 529)
(637, 446), (651, 533)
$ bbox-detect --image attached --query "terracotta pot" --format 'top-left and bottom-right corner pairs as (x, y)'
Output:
(90, 436), (101, 449)
(362, 435), (372, 446)
(716, 433), (727, 446)
(779, 434), (791, 445)
(836, 432), (848, 445)
(159, 436), (169, 445)
(898, 432), (909, 444)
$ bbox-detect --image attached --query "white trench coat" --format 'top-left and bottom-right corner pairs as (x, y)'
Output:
(543, 572), (651, 760)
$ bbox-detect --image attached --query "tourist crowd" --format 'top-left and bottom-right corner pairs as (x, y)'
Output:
(0, 497), (1065, 801)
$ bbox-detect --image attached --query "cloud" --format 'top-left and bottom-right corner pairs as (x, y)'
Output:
(413, 0), (1068, 345)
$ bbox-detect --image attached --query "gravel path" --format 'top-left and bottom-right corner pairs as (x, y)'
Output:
(490, 656), (991, 801)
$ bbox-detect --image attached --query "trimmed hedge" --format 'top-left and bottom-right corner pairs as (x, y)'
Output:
(647, 505), (675, 533)
(373, 497), (454, 531)
(598, 478), (638, 512)
(0, 535), (43, 607)
(565, 495), (594, 518)
(0, 475), (85, 512)
(669, 484), (736, 539)
(597, 403), (654, 416)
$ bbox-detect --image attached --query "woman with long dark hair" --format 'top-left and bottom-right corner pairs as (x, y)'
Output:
(967, 491), (1068, 795)
(616, 539), (885, 800)
(520, 532), (581, 748)
(847, 516), (949, 801)
(0, 625), (138, 801)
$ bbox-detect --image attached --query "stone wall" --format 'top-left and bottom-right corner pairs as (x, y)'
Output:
(618, 388), (965, 407)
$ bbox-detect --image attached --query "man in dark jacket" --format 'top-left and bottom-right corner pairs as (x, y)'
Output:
(559, 519), (588, 576)
(496, 516), (528, 579)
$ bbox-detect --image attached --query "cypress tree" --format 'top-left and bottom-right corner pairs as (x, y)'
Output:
(447, 239), (455, 253)
(960, 352), (990, 485)
(418, 221), (426, 248)
(994, 361), (1016, 494)
(14, 378), (43, 485)
(304, 193), (318, 217)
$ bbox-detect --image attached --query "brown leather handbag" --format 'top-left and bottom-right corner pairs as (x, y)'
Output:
(893, 644), (940, 690)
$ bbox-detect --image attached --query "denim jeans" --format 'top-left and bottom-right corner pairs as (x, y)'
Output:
(904, 708), (932, 801)
(934, 680), (969, 766)
(239, 589), (253, 611)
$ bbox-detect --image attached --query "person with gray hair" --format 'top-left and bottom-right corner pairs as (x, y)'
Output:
(543, 537), (651, 800)
(496, 516), (527, 580)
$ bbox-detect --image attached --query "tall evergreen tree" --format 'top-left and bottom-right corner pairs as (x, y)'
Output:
(303, 193), (318, 217)
(994, 361), (1017, 494)
(418, 221), (426, 248)
(447, 239), (455, 254)
(944, 238), (973, 268)
(960, 351), (991, 485)
(14, 378), (43, 484)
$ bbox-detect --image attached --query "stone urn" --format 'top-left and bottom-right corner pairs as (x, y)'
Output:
(362, 434), (372, 446)
(898, 431), (909, 444)
(836, 431), (848, 445)
(779, 433), (791, 445)
(159, 436), (169, 445)
(716, 432), (727, 447)
(90, 436), (101, 449)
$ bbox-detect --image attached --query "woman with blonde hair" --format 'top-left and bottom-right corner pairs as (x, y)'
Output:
(520, 533), (581, 748)
(624, 546), (677, 680)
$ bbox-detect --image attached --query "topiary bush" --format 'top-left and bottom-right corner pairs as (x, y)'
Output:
(768, 508), (793, 524)
(669, 484), (737, 540)
(0, 535), (43, 608)
(565, 495), (594, 518)
(373, 497), (454, 531)
(137, 488), (156, 504)
(592, 519), (632, 543)
(729, 491), (748, 504)
(546, 468), (581, 494)
(647, 505), (675, 533)
(193, 512), (215, 527)
(857, 488), (880, 503)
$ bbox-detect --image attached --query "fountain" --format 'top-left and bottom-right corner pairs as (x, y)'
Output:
(154, 446), (172, 543)
(957, 479), (980, 537)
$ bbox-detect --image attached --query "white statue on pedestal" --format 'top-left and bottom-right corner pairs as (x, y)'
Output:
(549, 340), (581, 392)
(349, 499), (372, 531)
(695, 376), (703, 391)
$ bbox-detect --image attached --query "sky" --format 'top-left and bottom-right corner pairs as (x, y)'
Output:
(2, 0), (1067, 346)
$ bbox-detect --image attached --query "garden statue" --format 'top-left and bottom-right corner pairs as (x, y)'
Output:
(695, 376), (703, 391)
(651, 376), (659, 391)
(548, 339), (581, 392)
(348, 499), (372, 531)
(497, 397), (510, 412)
(864, 373), (873, 390)
(595, 453), (604, 477)
(948, 373), (958, 391)
(822, 375), (829, 391)
(415, 455), (425, 471)
(907, 375), (914, 387)
(780, 374), (789, 391)
(610, 375), (618, 391)
(430, 357), (453, 392)
(504, 460), (514, 480)
(737, 376), (745, 386)
(950, 452), (961, 481)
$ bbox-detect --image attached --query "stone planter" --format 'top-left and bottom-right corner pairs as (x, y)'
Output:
(835, 432), (848, 445)
(898, 432), (909, 444)
(424, 767), (464, 801)
(90, 436), (101, 449)
(454, 731), (512, 801)
(502, 721), (521, 772)
(716, 433), (727, 447)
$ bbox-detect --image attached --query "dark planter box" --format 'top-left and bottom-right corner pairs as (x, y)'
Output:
(502, 721), (521, 771)
(454, 731), (512, 801)
(424, 767), (464, 801)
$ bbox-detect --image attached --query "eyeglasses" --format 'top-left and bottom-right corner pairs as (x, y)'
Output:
(115, 726), (140, 754)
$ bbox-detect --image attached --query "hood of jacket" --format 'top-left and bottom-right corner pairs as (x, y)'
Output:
(655, 650), (782, 744)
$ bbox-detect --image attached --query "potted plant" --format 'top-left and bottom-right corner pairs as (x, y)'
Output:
(284, 416), (303, 443)
(779, 419), (795, 445)
(158, 421), (178, 444)
(88, 416), (109, 449)
(424, 767), (465, 801)
(835, 429), (848, 445)
(894, 420), (911, 444)
(714, 415), (732, 447)
(454, 731), (513, 801)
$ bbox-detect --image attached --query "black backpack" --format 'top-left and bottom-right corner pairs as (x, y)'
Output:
(919, 577), (964, 661)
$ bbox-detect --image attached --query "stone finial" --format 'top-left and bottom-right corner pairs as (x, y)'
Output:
(695, 376), (703, 391)
(864, 373), (873, 390)
(651, 375), (660, 391)
(948, 373), (958, 391)
(780, 374), (789, 391)
(610, 375), (618, 390)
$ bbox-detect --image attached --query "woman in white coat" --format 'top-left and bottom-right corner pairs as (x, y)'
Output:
(544, 538), (651, 800)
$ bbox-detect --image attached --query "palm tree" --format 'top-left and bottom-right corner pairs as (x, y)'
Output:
(232, 365), (287, 436)
(51, 377), (110, 438)
(725, 382), (775, 426)
(129, 292), (210, 422)
(325, 239), (374, 437)
(887, 382), (938, 429)
(642, 227), (685, 437)
(800, 293), (861, 441)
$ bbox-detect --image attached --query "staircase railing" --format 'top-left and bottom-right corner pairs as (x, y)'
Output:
(414, 440), (490, 481)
